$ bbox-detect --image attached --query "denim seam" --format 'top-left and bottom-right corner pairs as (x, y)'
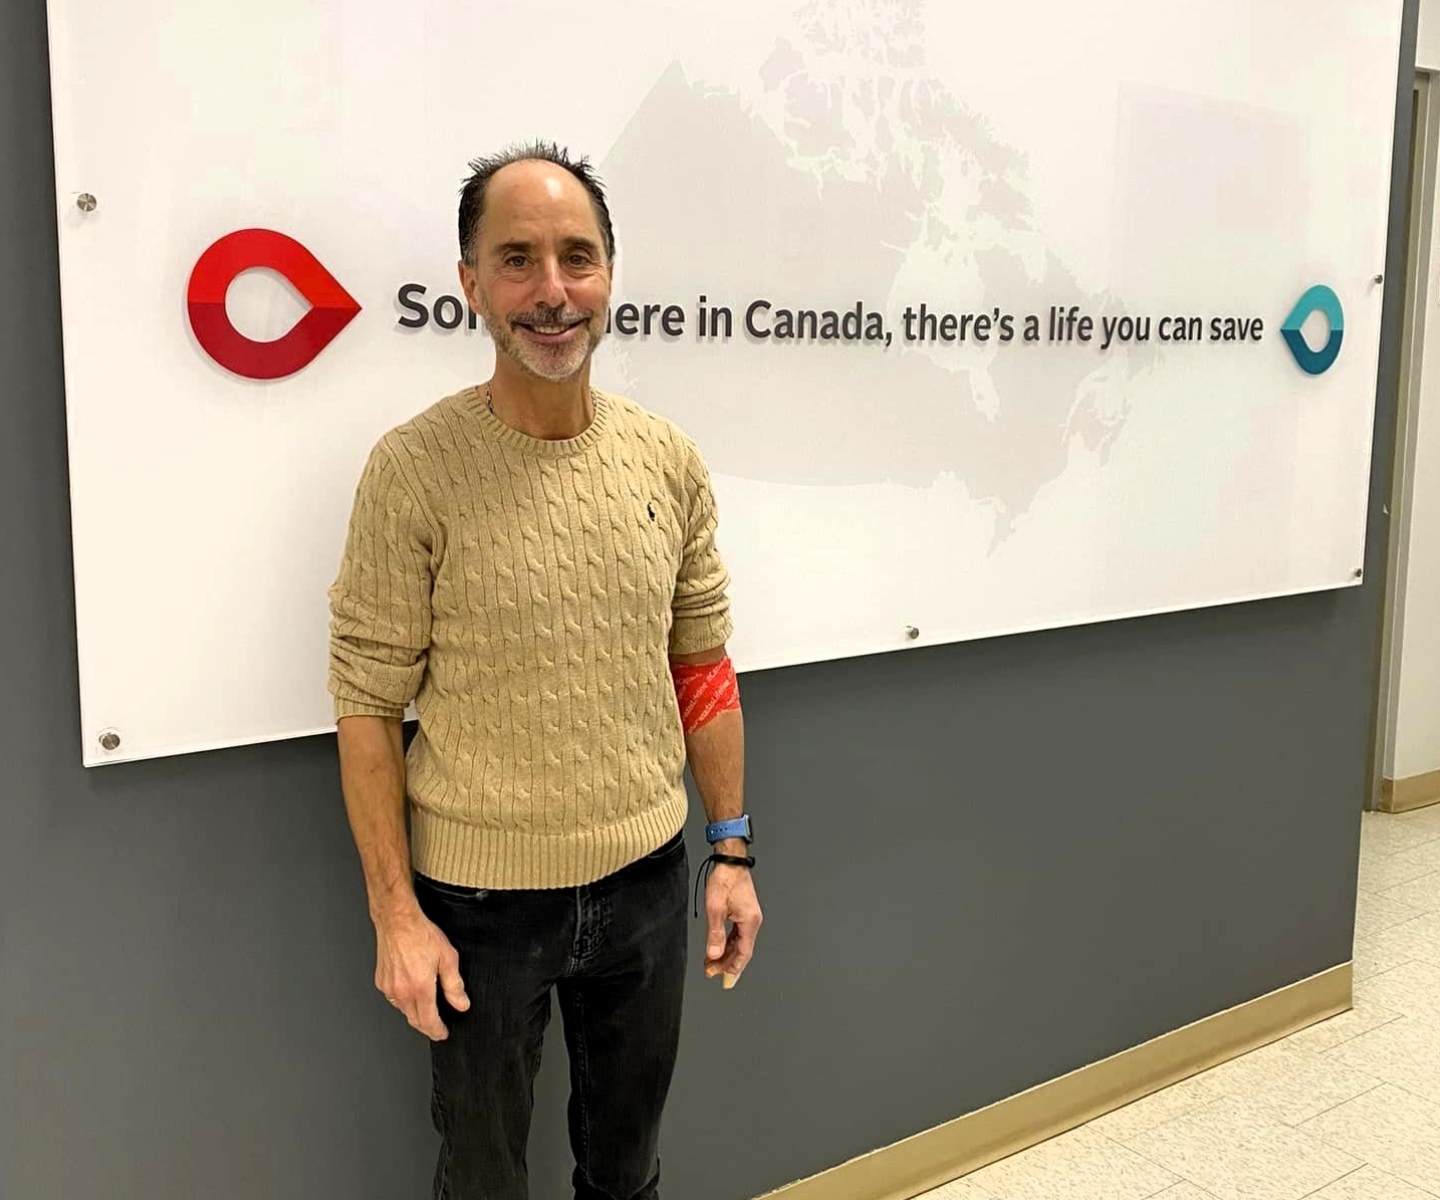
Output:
(431, 1069), (452, 1200)
(571, 986), (594, 1179)
(569, 888), (585, 975)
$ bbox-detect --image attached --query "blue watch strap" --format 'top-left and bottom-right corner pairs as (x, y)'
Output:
(705, 815), (753, 844)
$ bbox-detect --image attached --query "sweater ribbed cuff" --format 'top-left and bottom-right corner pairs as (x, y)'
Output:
(669, 611), (735, 657)
(333, 696), (407, 721)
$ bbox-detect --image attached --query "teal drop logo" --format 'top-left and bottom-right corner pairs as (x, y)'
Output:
(1281, 285), (1344, 375)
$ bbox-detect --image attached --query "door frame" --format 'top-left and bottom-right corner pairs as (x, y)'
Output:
(1372, 70), (1439, 810)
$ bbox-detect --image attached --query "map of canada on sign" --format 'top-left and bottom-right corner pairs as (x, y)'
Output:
(601, 0), (1152, 541)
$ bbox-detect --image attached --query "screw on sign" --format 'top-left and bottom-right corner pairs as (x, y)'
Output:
(76, 193), (97, 212)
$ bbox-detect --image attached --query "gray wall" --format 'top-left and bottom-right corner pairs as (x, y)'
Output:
(1, 2), (1416, 1197)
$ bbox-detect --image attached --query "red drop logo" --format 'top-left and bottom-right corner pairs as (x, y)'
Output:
(186, 229), (361, 380)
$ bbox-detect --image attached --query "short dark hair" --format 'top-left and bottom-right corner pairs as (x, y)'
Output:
(458, 141), (616, 265)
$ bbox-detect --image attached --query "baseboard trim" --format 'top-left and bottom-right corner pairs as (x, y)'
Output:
(758, 962), (1352, 1200)
(1380, 769), (1440, 812)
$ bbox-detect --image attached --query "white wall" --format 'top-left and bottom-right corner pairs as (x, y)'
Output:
(1422, 0), (1440, 68)
(1394, 279), (1440, 780)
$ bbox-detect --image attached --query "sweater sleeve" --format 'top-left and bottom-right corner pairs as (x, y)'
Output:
(327, 439), (435, 720)
(669, 439), (734, 656)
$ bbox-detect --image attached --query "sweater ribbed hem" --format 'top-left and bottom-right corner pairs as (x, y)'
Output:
(409, 791), (689, 890)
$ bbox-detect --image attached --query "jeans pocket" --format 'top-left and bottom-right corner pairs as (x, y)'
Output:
(644, 831), (685, 861)
(414, 873), (490, 901)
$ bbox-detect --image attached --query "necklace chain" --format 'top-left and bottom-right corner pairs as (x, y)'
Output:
(485, 382), (598, 418)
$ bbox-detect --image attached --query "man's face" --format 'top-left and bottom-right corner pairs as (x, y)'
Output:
(459, 161), (612, 383)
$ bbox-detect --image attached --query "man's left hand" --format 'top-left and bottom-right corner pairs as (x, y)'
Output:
(704, 863), (763, 987)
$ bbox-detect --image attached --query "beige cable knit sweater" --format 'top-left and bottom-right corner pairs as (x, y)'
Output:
(328, 387), (733, 889)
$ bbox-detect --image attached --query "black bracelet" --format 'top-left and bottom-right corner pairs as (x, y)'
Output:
(693, 851), (756, 918)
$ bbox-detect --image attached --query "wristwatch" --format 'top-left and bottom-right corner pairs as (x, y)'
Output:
(705, 815), (754, 844)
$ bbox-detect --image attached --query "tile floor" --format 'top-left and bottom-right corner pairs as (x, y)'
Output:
(922, 803), (1440, 1200)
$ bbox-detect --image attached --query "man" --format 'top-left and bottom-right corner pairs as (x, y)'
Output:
(327, 141), (762, 1200)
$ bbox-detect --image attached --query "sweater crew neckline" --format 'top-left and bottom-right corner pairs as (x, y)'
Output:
(465, 385), (613, 458)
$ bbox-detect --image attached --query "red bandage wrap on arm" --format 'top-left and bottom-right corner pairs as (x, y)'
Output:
(671, 657), (741, 733)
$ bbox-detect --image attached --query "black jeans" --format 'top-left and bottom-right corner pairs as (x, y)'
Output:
(415, 832), (689, 1200)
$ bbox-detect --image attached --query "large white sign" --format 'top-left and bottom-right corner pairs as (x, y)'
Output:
(47, 0), (1402, 765)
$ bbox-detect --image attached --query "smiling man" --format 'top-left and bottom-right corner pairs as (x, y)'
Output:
(326, 142), (762, 1200)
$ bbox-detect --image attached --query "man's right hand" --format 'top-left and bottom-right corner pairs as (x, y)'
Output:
(373, 905), (471, 1041)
